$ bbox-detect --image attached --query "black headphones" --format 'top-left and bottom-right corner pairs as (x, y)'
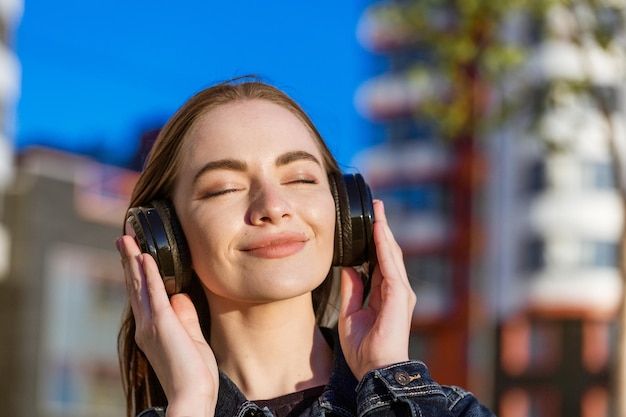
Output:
(125, 172), (374, 294)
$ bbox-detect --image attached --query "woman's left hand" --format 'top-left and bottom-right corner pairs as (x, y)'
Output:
(338, 199), (417, 381)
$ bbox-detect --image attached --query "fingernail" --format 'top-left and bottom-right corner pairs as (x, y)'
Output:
(114, 237), (123, 252)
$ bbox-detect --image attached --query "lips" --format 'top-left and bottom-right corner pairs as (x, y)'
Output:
(241, 232), (308, 259)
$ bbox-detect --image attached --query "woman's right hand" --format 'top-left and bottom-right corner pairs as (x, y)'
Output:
(116, 235), (219, 417)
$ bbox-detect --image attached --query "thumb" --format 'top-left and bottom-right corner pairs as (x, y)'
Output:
(170, 293), (205, 343)
(339, 267), (364, 319)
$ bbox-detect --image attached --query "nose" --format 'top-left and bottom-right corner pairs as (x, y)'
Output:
(247, 180), (293, 225)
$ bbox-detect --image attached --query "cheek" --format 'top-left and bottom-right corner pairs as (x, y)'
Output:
(181, 208), (236, 270)
(315, 193), (337, 246)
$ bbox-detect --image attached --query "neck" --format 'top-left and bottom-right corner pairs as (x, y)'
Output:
(207, 292), (333, 400)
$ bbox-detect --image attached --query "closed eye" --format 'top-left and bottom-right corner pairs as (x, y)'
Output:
(201, 188), (242, 199)
(285, 176), (319, 186)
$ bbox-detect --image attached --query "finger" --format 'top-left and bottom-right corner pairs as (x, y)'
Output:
(366, 264), (384, 310)
(116, 235), (151, 320)
(372, 200), (405, 274)
(116, 235), (137, 296)
(371, 202), (415, 311)
(171, 294), (219, 375)
(141, 252), (171, 314)
(171, 293), (205, 343)
(372, 224), (403, 286)
(339, 267), (364, 319)
(373, 202), (412, 294)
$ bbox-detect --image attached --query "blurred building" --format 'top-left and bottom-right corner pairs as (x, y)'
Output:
(355, 1), (626, 416)
(489, 5), (626, 417)
(0, 0), (21, 275)
(0, 148), (137, 417)
(490, 114), (624, 416)
(0, 0), (22, 414)
(354, 0), (491, 397)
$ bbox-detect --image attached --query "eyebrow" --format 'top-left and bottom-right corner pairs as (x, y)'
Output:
(275, 150), (322, 167)
(193, 158), (247, 185)
(192, 151), (322, 185)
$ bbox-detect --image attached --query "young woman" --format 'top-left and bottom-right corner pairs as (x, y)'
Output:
(116, 78), (495, 417)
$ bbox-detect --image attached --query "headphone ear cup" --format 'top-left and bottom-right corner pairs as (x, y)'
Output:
(330, 172), (375, 267)
(150, 200), (192, 293)
(330, 172), (353, 267)
(124, 200), (191, 294)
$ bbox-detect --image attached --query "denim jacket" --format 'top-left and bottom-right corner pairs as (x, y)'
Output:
(137, 331), (495, 417)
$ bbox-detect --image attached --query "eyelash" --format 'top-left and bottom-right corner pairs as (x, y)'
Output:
(202, 188), (240, 199)
(289, 178), (317, 184)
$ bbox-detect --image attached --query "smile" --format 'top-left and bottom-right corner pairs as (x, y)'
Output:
(241, 233), (308, 259)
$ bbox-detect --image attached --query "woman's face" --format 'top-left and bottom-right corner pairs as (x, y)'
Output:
(172, 99), (336, 305)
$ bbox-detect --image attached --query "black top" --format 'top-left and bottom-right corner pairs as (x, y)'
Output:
(253, 385), (326, 417)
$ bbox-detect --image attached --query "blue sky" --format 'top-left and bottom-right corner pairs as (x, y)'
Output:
(15, 1), (380, 168)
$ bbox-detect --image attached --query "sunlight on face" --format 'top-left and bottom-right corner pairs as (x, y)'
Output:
(173, 99), (336, 306)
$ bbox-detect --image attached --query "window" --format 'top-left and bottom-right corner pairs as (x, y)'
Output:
(582, 161), (615, 190)
(582, 240), (618, 268)
(526, 160), (546, 194)
(521, 235), (545, 273)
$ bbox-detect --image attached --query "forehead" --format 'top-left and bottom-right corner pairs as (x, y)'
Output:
(182, 99), (321, 158)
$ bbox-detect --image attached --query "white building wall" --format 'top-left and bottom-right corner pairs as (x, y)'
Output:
(0, 0), (22, 280)
(492, 3), (626, 317)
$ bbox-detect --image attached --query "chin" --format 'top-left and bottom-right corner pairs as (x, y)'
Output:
(248, 267), (328, 299)
(199, 255), (333, 303)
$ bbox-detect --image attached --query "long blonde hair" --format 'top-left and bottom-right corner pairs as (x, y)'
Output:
(118, 77), (342, 416)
